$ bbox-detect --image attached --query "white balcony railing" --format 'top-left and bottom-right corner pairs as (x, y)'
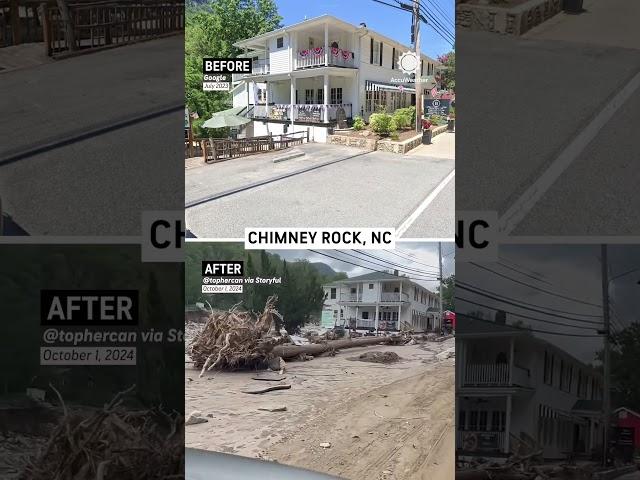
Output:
(232, 60), (269, 81)
(463, 363), (509, 386)
(343, 293), (363, 302)
(380, 292), (410, 303)
(295, 46), (355, 69)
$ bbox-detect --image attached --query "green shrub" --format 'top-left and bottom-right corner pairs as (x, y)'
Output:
(392, 111), (412, 129)
(369, 112), (397, 136)
(428, 114), (446, 126)
(394, 106), (416, 127)
(353, 115), (365, 131)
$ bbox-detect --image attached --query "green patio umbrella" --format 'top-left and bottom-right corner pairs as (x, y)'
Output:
(202, 107), (251, 129)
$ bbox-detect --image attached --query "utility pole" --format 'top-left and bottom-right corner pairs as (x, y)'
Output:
(600, 244), (611, 467)
(413, 0), (422, 132)
(438, 242), (444, 333)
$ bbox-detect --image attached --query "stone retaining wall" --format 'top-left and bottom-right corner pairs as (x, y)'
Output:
(457, 0), (562, 36)
(327, 134), (377, 151)
(328, 124), (449, 154)
(377, 125), (448, 154)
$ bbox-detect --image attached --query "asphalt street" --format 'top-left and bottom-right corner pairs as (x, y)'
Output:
(185, 138), (455, 239)
(456, 0), (640, 236)
(0, 35), (184, 236)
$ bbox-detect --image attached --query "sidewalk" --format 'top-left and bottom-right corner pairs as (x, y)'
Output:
(406, 130), (455, 160)
(525, 0), (640, 50)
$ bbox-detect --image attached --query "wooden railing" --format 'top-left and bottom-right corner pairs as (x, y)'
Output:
(43, 0), (184, 56)
(202, 131), (308, 164)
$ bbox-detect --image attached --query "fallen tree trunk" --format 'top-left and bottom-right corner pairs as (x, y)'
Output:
(272, 336), (393, 359)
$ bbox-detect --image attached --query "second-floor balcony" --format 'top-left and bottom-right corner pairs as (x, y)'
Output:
(462, 363), (531, 388)
(296, 46), (355, 69)
(232, 59), (270, 81)
(337, 291), (409, 304)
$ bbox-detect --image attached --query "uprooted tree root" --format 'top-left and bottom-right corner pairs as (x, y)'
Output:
(188, 296), (286, 376)
(20, 385), (184, 480)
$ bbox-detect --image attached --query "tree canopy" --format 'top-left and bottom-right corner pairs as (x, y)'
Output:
(185, 0), (282, 136)
(186, 244), (346, 332)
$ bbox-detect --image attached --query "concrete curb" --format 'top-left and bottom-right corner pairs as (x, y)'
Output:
(272, 151), (305, 163)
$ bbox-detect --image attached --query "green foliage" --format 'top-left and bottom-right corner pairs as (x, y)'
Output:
(428, 114), (446, 126)
(598, 323), (640, 412)
(185, 244), (346, 333)
(369, 112), (397, 136)
(441, 274), (455, 311)
(352, 115), (365, 131)
(185, 0), (282, 124)
(436, 50), (455, 91)
(392, 106), (416, 129)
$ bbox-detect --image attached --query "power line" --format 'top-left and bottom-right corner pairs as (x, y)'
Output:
(495, 260), (553, 286)
(336, 250), (440, 279)
(469, 262), (602, 309)
(457, 296), (602, 332)
(458, 310), (604, 338)
(457, 282), (603, 324)
(309, 250), (438, 283)
(354, 250), (440, 277)
(420, 0), (455, 28)
(415, 0), (455, 42)
(383, 248), (440, 270)
(375, 0), (454, 47)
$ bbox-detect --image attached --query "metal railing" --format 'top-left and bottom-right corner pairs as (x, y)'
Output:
(295, 46), (355, 69)
(202, 131), (307, 163)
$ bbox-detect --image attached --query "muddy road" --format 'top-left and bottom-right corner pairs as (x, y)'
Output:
(185, 338), (455, 480)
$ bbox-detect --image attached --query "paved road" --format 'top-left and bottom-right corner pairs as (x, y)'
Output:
(0, 35), (184, 236)
(185, 138), (454, 239)
(457, 0), (640, 236)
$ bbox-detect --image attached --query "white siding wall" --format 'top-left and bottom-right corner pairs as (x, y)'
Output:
(269, 34), (290, 74)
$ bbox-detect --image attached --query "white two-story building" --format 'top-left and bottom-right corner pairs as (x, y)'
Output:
(456, 316), (604, 461)
(322, 271), (441, 333)
(231, 14), (440, 142)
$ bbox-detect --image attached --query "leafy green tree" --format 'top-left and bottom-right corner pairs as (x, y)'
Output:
(599, 323), (640, 411)
(185, 0), (282, 136)
(436, 51), (455, 91)
(442, 274), (455, 311)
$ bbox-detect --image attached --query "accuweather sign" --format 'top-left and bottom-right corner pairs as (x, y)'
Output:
(202, 57), (253, 91)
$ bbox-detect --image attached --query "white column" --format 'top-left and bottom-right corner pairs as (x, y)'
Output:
(324, 22), (329, 66)
(509, 337), (515, 385)
(290, 76), (296, 131)
(323, 73), (329, 123)
(399, 282), (403, 330)
(505, 395), (512, 454)
(265, 81), (269, 120)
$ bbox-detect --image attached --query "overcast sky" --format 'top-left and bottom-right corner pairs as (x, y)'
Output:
(268, 242), (455, 292)
(457, 244), (640, 364)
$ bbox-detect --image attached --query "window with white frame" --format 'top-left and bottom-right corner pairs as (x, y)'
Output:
(330, 87), (342, 105)
(276, 36), (284, 49)
(305, 89), (314, 104)
(317, 88), (324, 104)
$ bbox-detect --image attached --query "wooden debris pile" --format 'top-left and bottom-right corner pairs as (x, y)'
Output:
(457, 450), (599, 480)
(20, 385), (183, 480)
(188, 296), (286, 375)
